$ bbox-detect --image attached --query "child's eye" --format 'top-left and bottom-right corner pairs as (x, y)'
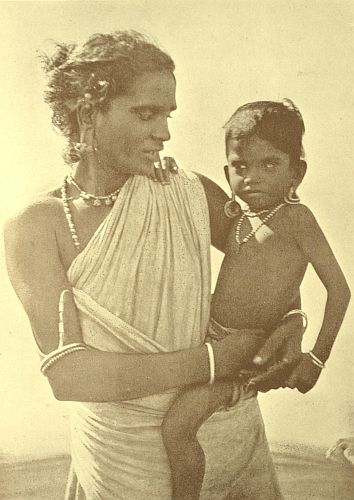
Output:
(231, 161), (247, 171)
(263, 162), (277, 170)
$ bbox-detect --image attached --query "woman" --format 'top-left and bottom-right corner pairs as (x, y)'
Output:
(4, 31), (304, 499)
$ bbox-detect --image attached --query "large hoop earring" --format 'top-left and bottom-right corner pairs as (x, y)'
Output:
(284, 186), (301, 204)
(224, 193), (241, 218)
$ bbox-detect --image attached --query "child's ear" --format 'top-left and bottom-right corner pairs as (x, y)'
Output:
(293, 159), (307, 188)
(224, 164), (230, 183)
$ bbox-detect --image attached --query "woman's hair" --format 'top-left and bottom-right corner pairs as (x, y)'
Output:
(39, 30), (175, 163)
(224, 99), (305, 164)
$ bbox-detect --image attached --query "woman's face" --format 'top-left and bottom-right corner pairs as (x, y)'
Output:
(94, 71), (177, 175)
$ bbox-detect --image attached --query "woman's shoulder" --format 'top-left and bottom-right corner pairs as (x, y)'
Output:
(3, 187), (63, 241)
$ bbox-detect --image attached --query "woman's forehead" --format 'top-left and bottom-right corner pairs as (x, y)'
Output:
(127, 71), (176, 107)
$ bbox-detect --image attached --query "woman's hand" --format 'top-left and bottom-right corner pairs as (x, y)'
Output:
(151, 156), (178, 184)
(245, 314), (305, 392)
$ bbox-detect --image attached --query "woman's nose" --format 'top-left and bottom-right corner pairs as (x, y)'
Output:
(152, 116), (171, 142)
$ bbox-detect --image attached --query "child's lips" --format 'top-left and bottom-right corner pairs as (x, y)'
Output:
(243, 190), (264, 197)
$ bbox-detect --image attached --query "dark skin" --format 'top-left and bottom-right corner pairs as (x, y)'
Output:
(163, 135), (350, 500)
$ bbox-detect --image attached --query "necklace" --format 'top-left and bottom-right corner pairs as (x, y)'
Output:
(235, 203), (285, 246)
(61, 176), (81, 250)
(67, 174), (121, 206)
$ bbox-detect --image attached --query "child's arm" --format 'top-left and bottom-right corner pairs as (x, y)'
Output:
(287, 205), (351, 392)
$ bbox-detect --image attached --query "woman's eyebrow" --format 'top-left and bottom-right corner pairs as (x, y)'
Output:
(132, 104), (177, 112)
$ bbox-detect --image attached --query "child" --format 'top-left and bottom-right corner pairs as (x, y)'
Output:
(161, 99), (351, 499)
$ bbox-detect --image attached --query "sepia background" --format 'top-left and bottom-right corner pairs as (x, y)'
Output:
(0, 0), (354, 491)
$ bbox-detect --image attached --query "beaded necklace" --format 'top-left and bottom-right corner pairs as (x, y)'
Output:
(61, 176), (80, 250)
(61, 175), (121, 250)
(235, 202), (285, 246)
(67, 174), (121, 206)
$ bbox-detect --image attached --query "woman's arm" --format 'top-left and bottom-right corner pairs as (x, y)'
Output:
(3, 199), (243, 402)
(195, 172), (232, 252)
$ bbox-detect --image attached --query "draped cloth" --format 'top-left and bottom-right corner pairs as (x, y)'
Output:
(64, 171), (282, 499)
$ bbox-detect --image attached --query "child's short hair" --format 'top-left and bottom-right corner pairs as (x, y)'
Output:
(224, 99), (305, 163)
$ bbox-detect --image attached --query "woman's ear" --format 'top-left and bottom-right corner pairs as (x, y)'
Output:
(77, 101), (96, 128)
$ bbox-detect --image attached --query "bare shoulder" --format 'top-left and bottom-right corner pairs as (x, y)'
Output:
(281, 203), (319, 230)
(4, 188), (62, 240)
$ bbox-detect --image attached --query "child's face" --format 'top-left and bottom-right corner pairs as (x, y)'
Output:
(226, 134), (296, 210)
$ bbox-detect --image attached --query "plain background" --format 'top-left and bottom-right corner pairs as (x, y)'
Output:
(1, 0), (354, 461)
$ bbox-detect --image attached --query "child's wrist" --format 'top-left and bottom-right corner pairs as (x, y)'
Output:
(308, 351), (326, 369)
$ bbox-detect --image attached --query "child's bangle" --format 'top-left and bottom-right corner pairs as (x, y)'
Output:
(308, 351), (326, 369)
(282, 309), (308, 331)
(205, 342), (215, 385)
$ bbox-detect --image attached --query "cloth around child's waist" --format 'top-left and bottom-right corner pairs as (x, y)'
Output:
(207, 317), (267, 341)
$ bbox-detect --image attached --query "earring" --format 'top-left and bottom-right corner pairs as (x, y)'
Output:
(224, 193), (241, 218)
(284, 186), (300, 204)
(74, 129), (99, 157)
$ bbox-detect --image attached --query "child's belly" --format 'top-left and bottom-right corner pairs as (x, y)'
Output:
(211, 247), (307, 330)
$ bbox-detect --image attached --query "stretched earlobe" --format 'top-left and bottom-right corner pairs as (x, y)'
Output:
(284, 186), (301, 204)
(224, 164), (230, 183)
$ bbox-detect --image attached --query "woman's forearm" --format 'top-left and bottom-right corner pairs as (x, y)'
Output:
(47, 345), (210, 402)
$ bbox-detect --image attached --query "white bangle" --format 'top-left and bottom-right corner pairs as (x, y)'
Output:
(205, 342), (215, 385)
(308, 351), (326, 369)
(40, 342), (87, 375)
(282, 309), (308, 331)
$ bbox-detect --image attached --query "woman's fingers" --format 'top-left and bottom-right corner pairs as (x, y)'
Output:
(153, 158), (166, 184)
(164, 156), (179, 175)
(252, 328), (288, 366)
(247, 359), (294, 392)
(59, 289), (82, 345)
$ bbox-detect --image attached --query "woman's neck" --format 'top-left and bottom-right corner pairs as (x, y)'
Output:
(72, 159), (130, 196)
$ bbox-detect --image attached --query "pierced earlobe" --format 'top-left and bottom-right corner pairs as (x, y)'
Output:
(224, 164), (230, 182)
(224, 192), (241, 218)
(284, 186), (301, 204)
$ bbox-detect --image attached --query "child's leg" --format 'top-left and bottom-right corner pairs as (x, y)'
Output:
(162, 380), (233, 500)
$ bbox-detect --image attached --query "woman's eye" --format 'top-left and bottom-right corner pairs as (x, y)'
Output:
(137, 110), (155, 121)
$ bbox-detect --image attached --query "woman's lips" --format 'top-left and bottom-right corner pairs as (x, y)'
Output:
(143, 151), (161, 162)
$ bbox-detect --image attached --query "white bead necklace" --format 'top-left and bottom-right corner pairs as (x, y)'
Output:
(235, 203), (285, 246)
(67, 174), (121, 206)
(61, 176), (81, 250)
(61, 175), (123, 250)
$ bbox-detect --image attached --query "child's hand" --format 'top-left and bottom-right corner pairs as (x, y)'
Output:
(286, 353), (322, 393)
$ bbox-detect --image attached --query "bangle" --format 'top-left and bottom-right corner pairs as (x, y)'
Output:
(282, 309), (308, 331)
(308, 351), (326, 369)
(40, 342), (87, 375)
(205, 342), (215, 385)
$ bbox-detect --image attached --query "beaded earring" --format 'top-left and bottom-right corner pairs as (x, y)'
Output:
(284, 186), (301, 204)
(224, 193), (241, 218)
